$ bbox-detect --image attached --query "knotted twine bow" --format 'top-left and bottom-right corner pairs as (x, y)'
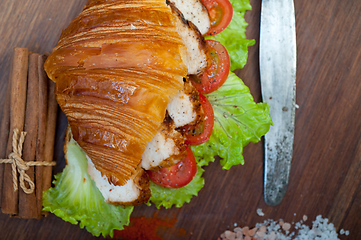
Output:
(0, 129), (56, 194)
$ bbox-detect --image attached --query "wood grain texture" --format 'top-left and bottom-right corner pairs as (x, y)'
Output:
(0, 0), (360, 239)
(0, 84), (11, 207)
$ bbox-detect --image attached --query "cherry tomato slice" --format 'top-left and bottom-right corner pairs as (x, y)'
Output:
(201, 0), (233, 35)
(182, 94), (214, 145)
(190, 40), (230, 94)
(148, 146), (197, 188)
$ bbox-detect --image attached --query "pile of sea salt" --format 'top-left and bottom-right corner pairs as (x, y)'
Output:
(219, 215), (349, 240)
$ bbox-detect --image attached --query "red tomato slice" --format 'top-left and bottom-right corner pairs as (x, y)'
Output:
(148, 146), (197, 188)
(190, 40), (230, 94)
(182, 94), (214, 145)
(201, 0), (233, 35)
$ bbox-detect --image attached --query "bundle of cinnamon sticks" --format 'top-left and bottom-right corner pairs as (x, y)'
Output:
(0, 47), (58, 219)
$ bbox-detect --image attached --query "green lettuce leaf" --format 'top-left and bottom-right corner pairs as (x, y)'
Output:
(206, 0), (255, 71)
(230, 0), (252, 12)
(191, 72), (273, 169)
(43, 137), (133, 238)
(147, 167), (205, 209)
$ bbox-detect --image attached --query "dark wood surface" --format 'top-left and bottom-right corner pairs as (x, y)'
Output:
(0, 0), (360, 239)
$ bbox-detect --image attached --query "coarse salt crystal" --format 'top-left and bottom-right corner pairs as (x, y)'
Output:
(242, 227), (249, 236)
(225, 230), (236, 240)
(328, 223), (335, 230)
(257, 208), (265, 216)
(268, 231), (276, 240)
(282, 222), (291, 231)
(260, 225), (267, 232)
(312, 227), (322, 236)
(235, 231), (243, 239)
(255, 230), (265, 238)
(248, 227), (257, 236)
(234, 227), (242, 233)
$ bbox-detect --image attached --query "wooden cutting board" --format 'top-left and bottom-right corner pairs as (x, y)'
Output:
(0, 0), (360, 239)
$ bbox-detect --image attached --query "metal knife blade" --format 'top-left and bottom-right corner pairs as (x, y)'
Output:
(259, 0), (297, 206)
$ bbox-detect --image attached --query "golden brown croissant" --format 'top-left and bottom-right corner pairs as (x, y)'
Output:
(45, 0), (189, 197)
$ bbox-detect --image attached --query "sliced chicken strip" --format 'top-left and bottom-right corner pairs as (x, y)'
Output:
(87, 156), (138, 203)
(168, 0), (211, 35)
(167, 80), (203, 128)
(87, 156), (150, 206)
(141, 116), (187, 170)
(167, 92), (196, 127)
(169, 2), (208, 75)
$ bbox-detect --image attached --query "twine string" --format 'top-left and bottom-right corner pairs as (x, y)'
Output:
(0, 129), (56, 194)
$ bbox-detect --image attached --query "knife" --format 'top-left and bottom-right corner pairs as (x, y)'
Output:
(259, 0), (297, 206)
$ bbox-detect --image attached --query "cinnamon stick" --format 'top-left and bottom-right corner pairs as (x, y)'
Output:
(35, 55), (48, 217)
(18, 53), (39, 219)
(0, 83), (11, 207)
(1, 47), (28, 215)
(42, 79), (57, 192)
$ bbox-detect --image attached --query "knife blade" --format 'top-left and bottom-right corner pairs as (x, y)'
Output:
(259, 0), (297, 206)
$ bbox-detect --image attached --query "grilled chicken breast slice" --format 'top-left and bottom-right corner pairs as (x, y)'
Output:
(87, 157), (151, 206)
(168, 0), (210, 35)
(167, 81), (203, 128)
(169, 2), (208, 75)
(141, 117), (186, 170)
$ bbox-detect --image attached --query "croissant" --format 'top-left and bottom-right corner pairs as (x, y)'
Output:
(45, 0), (209, 205)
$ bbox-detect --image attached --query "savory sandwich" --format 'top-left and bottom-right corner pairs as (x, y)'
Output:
(43, 0), (272, 237)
